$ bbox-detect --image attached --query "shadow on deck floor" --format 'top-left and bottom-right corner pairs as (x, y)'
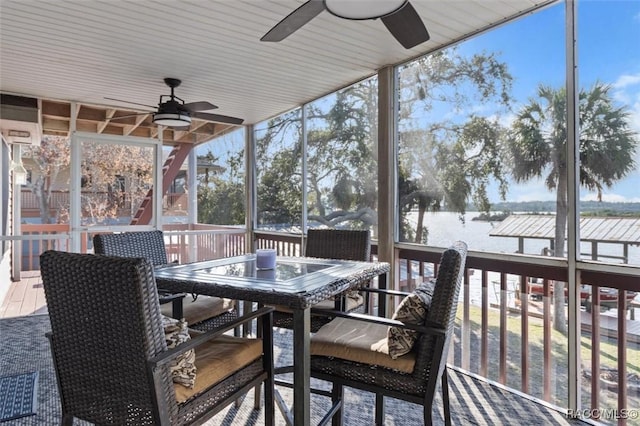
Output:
(0, 314), (593, 426)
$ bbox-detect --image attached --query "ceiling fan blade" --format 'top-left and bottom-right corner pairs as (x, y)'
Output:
(381, 1), (430, 49)
(261, 0), (325, 42)
(108, 112), (151, 121)
(104, 97), (157, 109)
(183, 101), (218, 112)
(192, 111), (244, 125)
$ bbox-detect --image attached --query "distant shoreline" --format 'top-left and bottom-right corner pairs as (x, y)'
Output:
(408, 200), (640, 220)
(469, 200), (640, 215)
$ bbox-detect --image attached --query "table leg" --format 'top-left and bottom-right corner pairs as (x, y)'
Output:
(379, 271), (388, 318)
(292, 307), (311, 426)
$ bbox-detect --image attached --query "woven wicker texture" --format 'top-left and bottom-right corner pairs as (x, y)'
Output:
(39, 251), (275, 426)
(310, 241), (468, 425)
(273, 229), (371, 330)
(93, 230), (238, 331)
(305, 229), (371, 261)
(93, 230), (168, 266)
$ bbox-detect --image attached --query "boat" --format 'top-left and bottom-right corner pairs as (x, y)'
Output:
(527, 279), (637, 312)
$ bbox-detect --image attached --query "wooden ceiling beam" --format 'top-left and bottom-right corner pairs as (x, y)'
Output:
(41, 100), (71, 119)
(124, 114), (151, 136)
(39, 98), (239, 145)
(42, 117), (70, 133)
(98, 109), (116, 133)
(76, 105), (109, 121)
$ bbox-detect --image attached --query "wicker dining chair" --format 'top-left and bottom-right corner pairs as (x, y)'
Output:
(309, 241), (467, 426)
(93, 230), (237, 331)
(40, 250), (275, 426)
(272, 228), (371, 331)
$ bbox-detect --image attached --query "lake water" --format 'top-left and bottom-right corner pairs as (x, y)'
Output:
(407, 211), (640, 266)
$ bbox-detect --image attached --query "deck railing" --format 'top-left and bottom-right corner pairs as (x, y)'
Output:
(396, 243), (639, 426)
(16, 223), (246, 270)
(19, 224), (78, 270)
(255, 230), (303, 256)
(162, 224), (246, 262)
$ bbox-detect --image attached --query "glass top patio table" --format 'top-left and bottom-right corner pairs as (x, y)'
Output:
(154, 254), (390, 426)
(154, 254), (390, 310)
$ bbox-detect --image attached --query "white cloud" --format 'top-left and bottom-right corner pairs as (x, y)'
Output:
(610, 72), (640, 136)
(581, 191), (640, 203)
(612, 73), (640, 90)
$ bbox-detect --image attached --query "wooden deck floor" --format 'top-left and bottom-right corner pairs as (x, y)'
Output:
(0, 271), (48, 318)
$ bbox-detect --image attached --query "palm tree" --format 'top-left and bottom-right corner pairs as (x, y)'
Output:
(509, 82), (637, 333)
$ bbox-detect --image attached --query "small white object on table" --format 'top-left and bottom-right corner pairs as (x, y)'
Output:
(256, 249), (277, 270)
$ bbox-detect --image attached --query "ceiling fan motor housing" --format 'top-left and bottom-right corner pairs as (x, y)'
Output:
(157, 99), (189, 115)
(324, 0), (407, 20)
(154, 99), (192, 126)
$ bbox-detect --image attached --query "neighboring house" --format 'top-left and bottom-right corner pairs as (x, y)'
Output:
(18, 154), (225, 224)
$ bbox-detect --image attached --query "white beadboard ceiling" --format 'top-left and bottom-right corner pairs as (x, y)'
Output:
(0, 0), (557, 127)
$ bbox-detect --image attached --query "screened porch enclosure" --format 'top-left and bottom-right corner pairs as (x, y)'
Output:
(2, 0), (640, 424)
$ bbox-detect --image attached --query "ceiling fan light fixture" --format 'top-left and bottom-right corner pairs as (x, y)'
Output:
(153, 112), (192, 127)
(324, 0), (407, 20)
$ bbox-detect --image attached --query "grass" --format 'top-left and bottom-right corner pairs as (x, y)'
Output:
(453, 303), (640, 424)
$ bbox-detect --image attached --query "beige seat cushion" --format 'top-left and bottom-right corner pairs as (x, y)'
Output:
(174, 335), (263, 403)
(314, 293), (364, 310)
(161, 296), (235, 326)
(310, 316), (415, 373)
(274, 293), (364, 314)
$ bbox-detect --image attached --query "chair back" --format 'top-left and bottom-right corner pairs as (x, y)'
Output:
(305, 229), (371, 262)
(93, 230), (169, 266)
(413, 241), (467, 391)
(40, 250), (176, 424)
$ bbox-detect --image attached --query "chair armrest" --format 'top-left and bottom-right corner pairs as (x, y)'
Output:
(157, 292), (186, 303)
(358, 287), (411, 298)
(149, 306), (274, 368)
(310, 308), (446, 336)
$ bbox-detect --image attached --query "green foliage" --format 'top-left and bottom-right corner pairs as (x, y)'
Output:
(255, 81), (378, 230)
(509, 82), (637, 195)
(196, 144), (246, 225)
(485, 200), (640, 214)
(398, 48), (514, 241)
(203, 48), (522, 239)
(255, 111), (304, 227)
(197, 183), (245, 225)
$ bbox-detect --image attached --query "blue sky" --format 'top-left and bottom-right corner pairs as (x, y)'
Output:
(461, 0), (640, 203)
(200, 1), (640, 204)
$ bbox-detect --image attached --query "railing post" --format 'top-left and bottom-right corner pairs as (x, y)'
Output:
(481, 270), (488, 377)
(461, 268), (471, 370)
(520, 275), (529, 394)
(499, 272), (507, 384)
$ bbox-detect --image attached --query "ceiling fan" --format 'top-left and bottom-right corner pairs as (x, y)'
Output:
(105, 78), (244, 127)
(261, 0), (430, 49)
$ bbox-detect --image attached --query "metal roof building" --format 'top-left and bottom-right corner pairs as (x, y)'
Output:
(490, 214), (640, 263)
